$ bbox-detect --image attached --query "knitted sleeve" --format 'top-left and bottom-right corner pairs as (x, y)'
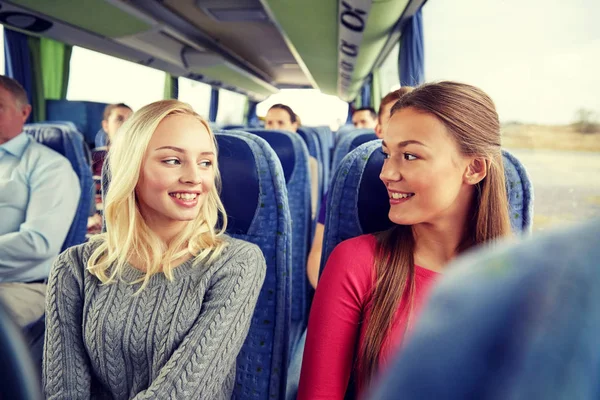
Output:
(43, 246), (92, 400)
(131, 242), (266, 399)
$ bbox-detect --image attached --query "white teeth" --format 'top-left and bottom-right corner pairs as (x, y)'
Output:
(391, 192), (413, 199)
(172, 193), (197, 200)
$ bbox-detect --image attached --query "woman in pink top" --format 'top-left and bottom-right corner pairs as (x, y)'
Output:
(297, 82), (512, 399)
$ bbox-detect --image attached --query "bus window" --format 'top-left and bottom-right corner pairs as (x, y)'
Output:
(177, 77), (211, 120)
(257, 89), (348, 131)
(423, 0), (600, 232)
(216, 89), (246, 126)
(378, 42), (400, 95)
(67, 46), (164, 111)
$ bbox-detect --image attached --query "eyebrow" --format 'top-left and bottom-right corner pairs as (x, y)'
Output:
(381, 140), (427, 148)
(155, 146), (214, 155)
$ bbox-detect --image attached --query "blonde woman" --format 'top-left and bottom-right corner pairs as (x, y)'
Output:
(43, 100), (266, 400)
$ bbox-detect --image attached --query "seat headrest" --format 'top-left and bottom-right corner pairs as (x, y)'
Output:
(350, 132), (378, 153)
(23, 125), (67, 156)
(244, 129), (297, 184)
(215, 134), (260, 235)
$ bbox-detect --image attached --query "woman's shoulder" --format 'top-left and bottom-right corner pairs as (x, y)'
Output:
(331, 234), (378, 261)
(220, 235), (264, 260)
(51, 240), (103, 285)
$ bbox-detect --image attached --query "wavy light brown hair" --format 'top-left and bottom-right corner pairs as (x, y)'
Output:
(358, 81), (511, 385)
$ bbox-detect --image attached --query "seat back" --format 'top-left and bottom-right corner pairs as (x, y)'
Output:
(46, 99), (109, 148)
(331, 128), (376, 177)
(215, 132), (292, 400)
(242, 129), (312, 345)
(0, 301), (43, 400)
(24, 123), (93, 251)
(297, 127), (324, 224)
(322, 141), (534, 274)
(369, 218), (600, 400)
(334, 124), (356, 145)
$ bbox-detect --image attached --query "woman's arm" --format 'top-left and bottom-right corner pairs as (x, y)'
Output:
(132, 243), (266, 399)
(43, 248), (93, 400)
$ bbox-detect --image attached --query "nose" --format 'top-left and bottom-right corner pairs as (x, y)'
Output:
(379, 158), (402, 185)
(180, 163), (202, 185)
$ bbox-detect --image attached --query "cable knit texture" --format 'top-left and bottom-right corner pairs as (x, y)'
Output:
(43, 236), (266, 400)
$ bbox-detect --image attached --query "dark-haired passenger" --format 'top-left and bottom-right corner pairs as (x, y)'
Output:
(352, 107), (377, 129)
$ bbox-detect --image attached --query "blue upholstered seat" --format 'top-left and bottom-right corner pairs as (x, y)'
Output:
(23, 123), (93, 251)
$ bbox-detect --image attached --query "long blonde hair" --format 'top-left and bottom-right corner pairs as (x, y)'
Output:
(87, 100), (228, 289)
(358, 81), (512, 385)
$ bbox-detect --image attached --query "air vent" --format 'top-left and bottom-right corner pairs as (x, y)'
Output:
(0, 11), (52, 33)
(203, 8), (267, 22)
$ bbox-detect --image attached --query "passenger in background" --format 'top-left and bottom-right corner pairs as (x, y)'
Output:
(306, 88), (414, 289)
(298, 82), (512, 398)
(265, 103), (299, 132)
(44, 100), (266, 399)
(352, 107), (378, 129)
(0, 75), (80, 328)
(375, 87), (414, 139)
(93, 103), (133, 150)
(89, 103), (133, 232)
(265, 103), (319, 218)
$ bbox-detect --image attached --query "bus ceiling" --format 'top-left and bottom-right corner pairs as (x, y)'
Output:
(0, 0), (426, 102)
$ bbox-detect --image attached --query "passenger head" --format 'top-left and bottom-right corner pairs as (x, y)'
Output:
(102, 103), (133, 143)
(0, 76), (31, 145)
(352, 107), (377, 129)
(375, 87), (414, 138)
(88, 100), (227, 290)
(265, 104), (299, 132)
(361, 81), (511, 384)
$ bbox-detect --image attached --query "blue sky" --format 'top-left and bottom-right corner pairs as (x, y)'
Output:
(423, 0), (600, 125)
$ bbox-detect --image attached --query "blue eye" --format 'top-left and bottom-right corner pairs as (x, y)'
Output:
(404, 153), (417, 161)
(199, 160), (213, 168)
(163, 159), (180, 165)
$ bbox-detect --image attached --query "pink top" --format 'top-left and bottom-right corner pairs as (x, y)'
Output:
(297, 234), (440, 399)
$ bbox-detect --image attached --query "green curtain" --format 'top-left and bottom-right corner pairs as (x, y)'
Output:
(26, 36), (72, 121)
(354, 92), (362, 110)
(40, 37), (72, 100)
(27, 37), (45, 122)
(164, 73), (179, 99)
(371, 70), (382, 112)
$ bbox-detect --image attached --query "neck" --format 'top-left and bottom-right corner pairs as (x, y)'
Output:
(412, 187), (474, 271)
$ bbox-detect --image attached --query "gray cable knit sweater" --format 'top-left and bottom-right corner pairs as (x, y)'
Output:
(43, 236), (266, 400)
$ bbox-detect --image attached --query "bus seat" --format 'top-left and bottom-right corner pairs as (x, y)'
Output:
(0, 300), (43, 400)
(309, 126), (332, 186)
(23, 123), (94, 251)
(242, 128), (312, 350)
(334, 124), (357, 145)
(331, 128), (377, 178)
(222, 124), (246, 130)
(321, 141), (534, 276)
(297, 127), (324, 226)
(46, 99), (109, 148)
(215, 132), (292, 400)
(368, 218), (600, 400)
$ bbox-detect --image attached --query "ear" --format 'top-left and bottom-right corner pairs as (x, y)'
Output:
(464, 157), (487, 185)
(291, 122), (299, 132)
(375, 123), (383, 139)
(20, 104), (32, 123)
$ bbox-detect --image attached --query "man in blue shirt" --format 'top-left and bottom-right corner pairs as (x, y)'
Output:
(0, 76), (80, 327)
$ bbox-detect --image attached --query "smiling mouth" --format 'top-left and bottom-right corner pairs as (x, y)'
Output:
(169, 192), (198, 201)
(389, 192), (414, 199)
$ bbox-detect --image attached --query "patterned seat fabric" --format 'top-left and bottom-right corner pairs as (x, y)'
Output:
(331, 128), (376, 179)
(24, 123), (93, 251)
(370, 218), (600, 400)
(241, 129), (312, 348)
